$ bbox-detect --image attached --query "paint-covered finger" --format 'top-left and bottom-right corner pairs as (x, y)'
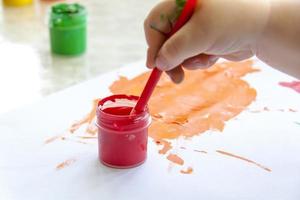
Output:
(165, 66), (185, 84)
(144, 0), (177, 68)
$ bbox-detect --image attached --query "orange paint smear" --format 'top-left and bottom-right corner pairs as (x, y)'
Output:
(216, 150), (271, 172)
(69, 61), (257, 141)
(77, 136), (98, 139)
(180, 167), (193, 174)
(56, 159), (76, 170)
(167, 154), (184, 165)
(249, 107), (297, 113)
(44, 135), (63, 144)
(64, 137), (89, 144)
(110, 60), (257, 140)
(69, 99), (100, 134)
(194, 149), (207, 154)
(157, 139), (172, 154)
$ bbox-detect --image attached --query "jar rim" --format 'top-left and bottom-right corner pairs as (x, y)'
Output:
(51, 3), (86, 16)
(96, 94), (151, 132)
(49, 3), (87, 28)
(97, 94), (148, 119)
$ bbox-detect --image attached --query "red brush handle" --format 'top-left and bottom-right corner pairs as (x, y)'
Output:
(132, 0), (197, 114)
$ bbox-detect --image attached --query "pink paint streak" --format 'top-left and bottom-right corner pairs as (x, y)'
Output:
(279, 81), (300, 93)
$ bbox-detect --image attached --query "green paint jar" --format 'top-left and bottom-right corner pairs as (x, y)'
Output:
(49, 3), (87, 55)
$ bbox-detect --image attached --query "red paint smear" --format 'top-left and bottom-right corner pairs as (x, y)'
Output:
(56, 159), (76, 170)
(180, 167), (193, 174)
(279, 81), (300, 93)
(216, 150), (271, 172)
(167, 154), (184, 165)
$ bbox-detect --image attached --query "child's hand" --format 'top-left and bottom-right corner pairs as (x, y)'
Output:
(144, 0), (271, 83)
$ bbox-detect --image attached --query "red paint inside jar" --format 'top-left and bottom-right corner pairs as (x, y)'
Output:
(96, 94), (151, 168)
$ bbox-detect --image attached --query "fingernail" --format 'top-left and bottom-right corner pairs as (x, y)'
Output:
(155, 55), (169, 70)
(172, 76), (183, 84)
(146, 61), (154, 69)
(210, 55), (219, 62)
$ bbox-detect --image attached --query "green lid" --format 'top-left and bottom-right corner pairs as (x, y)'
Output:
(50, 3), (87, 28)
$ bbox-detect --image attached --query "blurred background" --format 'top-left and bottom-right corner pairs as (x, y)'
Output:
(0, 0), (158, 114)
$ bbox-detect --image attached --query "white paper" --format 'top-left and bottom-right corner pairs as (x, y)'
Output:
(0, 59), (299, 200)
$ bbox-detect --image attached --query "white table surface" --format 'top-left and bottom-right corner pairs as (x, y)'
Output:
(0, 59), (300, 200)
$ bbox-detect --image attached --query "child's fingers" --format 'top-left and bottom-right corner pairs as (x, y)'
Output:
(165, 66), (184, 84)
(182, 54), (219, 70)
(144, 0), (177, 69)
(220, 50), (253, 62)
(155, 16), (211, 71)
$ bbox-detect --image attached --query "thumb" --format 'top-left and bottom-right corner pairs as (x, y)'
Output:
(155, 19), (210, 71)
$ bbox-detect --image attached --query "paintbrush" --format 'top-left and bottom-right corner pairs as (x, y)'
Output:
(131, 0), (197, 115)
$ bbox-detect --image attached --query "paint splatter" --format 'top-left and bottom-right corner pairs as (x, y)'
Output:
(179, 147), (207, 154)
(279, 81), (300, 93)
(180, 167), (193, 174)
(44, 135), (63, 144)
(56, 159), (76, 170)
(77, 136), (98, 139)
(69, 99), (100, 134)
(45, 134), (92, 145)
(194, 149), (207, 154)
(167, 154), (184, 165)
(216, 150), (271, 172)
(63, 137), (89, 144)
(157, 140), (172, 154)
(249, 107), (298, 113)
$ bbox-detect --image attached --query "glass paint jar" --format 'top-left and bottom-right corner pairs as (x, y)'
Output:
(49, 3), (87, 55)
(3, 0), (32, 6)
(96, 95), (151, 168)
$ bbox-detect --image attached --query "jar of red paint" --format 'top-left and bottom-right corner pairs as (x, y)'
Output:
(96, 94), (151, 168)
